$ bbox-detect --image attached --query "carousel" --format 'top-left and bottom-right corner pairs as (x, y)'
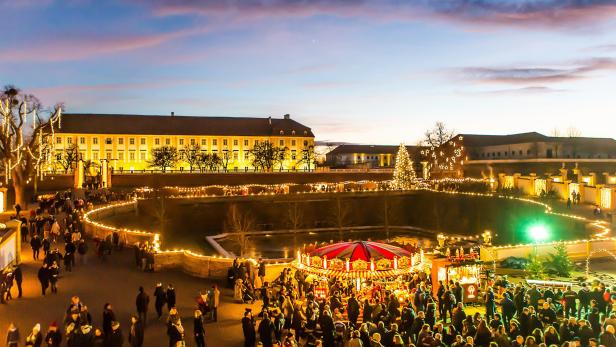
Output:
(293, 241), (428, 299)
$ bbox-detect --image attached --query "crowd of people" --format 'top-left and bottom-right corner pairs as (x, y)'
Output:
(233, 260), (616, 347)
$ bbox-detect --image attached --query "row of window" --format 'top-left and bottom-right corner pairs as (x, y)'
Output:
(57, 149), (307, 163)
(480, 150), (531, 158)
(55, 136), (308, 147)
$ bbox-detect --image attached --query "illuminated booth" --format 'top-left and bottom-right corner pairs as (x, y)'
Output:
(1, 220), (21, 281)
(293, 241), (428, 299)
(431, 253), (483, 304)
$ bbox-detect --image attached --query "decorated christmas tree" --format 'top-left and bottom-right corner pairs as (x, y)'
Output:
(392, 143), (417, 190)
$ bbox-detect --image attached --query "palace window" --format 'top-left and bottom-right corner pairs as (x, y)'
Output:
(291, 140), (296, 146)
(179, 139), (184, 146)
(106, 151), (112, 160)
(292, 150), (297, 160)
(155, 138), (160, 145)
(165, 138), (170, 145)
(118, 151), (124, 161)
(201, 139), (207, 146)
(105, 138), (112, 145)
(140, 151), (146, 161)
(80, 137), (86, 145)
(129, 138), (135, 145)
(118, 138), (124, 145)
(303, 140), (308, 146)
(244, 152), (249, 160)
(223, 139), (228, 146)
(244, 140), (249, 146)
(67, 137), (72, 144)
(140, 138), (146, 145)
(233, 151), (239, 160)
(279, 140), (284, 146)
(254, 140), (259, 145)
(56, 137), (62, 144)
(212, 139), (218, 146)
(233, 139), (238, 146)
(190, 138), (195, 145)
(92, 138), (98, 145)
(92, 151), (99, 160)
(129, 151), (135, 161)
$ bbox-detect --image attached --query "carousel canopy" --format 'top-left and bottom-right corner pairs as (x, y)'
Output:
(295, 240), (424, 280)
(310, 241), (412, 262)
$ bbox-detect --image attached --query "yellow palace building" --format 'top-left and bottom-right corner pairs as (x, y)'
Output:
(52, 113), (315, 172)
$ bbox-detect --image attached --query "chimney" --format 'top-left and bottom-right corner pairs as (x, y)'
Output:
(284, 114), (290, 120)
(171, 111), (175, 117)
(268, 116), (272, 125)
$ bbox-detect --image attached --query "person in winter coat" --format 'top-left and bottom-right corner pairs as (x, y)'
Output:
(103, 303), (116, 336)
(135, 286), (150, 326)
(167, 316), (185, 347)
(13, 265), (23, 298)
(154, 283), (167, 319)
(128, 315), (144, 347)
(31, 234), (42, 260)
(242, 311), (256, 347)
(6, 322), (20, 347)
(347, 293), (361, 328)
(44, 322), (62, 347)
(166, 284), (176, 312)
(49, 262), (59, 294)
(258, 312), (275, 347)
(107, 322), (124, 347)
(38, 263), (50, 296)
(73, 324), (94, 347)
(193, 310), (206, 347)
(25, 323), (43, 347)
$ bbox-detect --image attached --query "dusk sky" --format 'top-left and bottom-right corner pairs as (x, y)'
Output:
(2, 0), (616, 145)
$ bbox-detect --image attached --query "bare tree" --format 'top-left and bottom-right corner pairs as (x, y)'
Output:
(298, 145), (317, 171)
(424, 121), (455, 147)
(0, 85), (62, 208)
(225, 204), (255, 257)
(57, 143), (79, 172)
(285, 201), (304, 250)
(181, 143), (201, 171)
(566, 127), (582, 138)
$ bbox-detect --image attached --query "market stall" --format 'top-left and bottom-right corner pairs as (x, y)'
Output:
(431, 254), (483, 304)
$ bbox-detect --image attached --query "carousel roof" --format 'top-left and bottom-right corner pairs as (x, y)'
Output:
(309, 241), (412, 262)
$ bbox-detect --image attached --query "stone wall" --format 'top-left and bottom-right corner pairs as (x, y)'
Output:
(83, 201), (289, 280)
(481, 238), (616, 262)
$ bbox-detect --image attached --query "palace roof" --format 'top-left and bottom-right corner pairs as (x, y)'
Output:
(56, 113), (314, 138)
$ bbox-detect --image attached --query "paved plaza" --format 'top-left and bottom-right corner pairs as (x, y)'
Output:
(0, 240), (260, 347)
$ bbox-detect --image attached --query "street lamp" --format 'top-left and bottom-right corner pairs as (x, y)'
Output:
(527, 224), (550, 243)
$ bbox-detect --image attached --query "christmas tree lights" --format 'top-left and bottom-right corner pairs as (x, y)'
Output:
(392, 144), (417, 190)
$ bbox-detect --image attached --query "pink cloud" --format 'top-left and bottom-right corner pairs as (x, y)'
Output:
(0, 27), (209, 62)
(141, 0), (616, 29)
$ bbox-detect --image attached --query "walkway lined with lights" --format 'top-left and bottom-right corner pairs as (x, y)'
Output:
(0, 241), (261, 347)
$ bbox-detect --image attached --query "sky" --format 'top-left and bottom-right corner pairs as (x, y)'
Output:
(2, 0), (616, 145)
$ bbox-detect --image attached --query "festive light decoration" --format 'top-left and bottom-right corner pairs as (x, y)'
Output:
(392, 144), (417, 190)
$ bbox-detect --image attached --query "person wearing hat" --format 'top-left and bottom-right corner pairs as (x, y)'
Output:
(44, 322), (62, 347)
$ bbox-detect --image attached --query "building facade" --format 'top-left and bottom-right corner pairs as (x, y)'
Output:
(326, 144), (424, 169)
(424, 132), (616, 177)
(51, 113), (315, 172)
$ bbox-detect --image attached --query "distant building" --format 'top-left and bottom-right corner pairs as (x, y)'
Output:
(425, 132), (616, 177)
(52, 113), (315, 171)
(326, 144), (424, 169)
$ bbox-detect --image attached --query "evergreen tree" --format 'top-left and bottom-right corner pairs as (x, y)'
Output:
(392, 143), (417, 190)
(525, 250), (546, 279)
(546, 242), (574, 277)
